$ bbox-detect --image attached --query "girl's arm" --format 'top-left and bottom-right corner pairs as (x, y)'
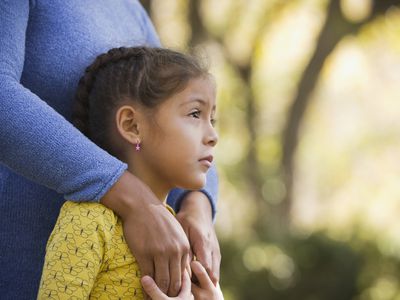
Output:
(37, 203), (105, 299)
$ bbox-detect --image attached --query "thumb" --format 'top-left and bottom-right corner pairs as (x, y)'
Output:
(141, 275), (167, 300)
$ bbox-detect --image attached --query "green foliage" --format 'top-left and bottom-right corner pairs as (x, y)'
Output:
(220, 233), (363, 300)
(219, 231), (400, 299)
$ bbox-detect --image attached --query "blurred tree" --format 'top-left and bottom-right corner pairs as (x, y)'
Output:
(282, 0), (400, 235)
(186, 0), (278, 236)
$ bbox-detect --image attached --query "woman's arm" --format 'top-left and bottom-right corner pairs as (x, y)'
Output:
(0, 1), (126, 201)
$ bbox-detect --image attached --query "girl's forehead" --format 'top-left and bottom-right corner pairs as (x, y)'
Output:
(156, 76), (217, 111)
(182, 79), (216, 106)
(185, 77), (216, 98)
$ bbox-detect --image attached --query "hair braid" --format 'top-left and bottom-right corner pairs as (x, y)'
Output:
(73, 47), (146, 136)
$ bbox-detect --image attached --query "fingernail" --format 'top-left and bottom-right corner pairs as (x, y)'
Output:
(141, 276), (151, 285)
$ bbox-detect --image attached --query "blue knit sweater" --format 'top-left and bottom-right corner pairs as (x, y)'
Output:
(0, 1), (218, 299)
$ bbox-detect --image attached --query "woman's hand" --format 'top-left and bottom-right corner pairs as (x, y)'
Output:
(101, 171), (190, 297)
(176, 191), (221, 285)
(141, 270), (194, 300)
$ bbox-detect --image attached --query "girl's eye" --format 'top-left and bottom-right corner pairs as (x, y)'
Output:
(189, 110), (201, 119)
(211, 118), (217, 127)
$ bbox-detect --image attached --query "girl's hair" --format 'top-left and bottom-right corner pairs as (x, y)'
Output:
(73, 46), (209, 153)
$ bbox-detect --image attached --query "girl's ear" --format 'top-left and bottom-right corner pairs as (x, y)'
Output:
(115, 105), (141, 144)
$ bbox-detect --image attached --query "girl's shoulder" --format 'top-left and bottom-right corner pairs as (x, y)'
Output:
(58, 201), (119, 231)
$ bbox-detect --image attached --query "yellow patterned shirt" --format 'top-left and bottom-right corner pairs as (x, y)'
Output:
(37, 201), (175, 300)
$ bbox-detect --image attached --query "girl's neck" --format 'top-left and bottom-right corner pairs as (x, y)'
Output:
(126, 164), (170, 204)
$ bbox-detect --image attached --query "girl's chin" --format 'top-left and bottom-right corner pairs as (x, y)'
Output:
(179, 176), (206, 191)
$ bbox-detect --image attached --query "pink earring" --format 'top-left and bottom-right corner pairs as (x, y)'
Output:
(135, 139), (141, 152)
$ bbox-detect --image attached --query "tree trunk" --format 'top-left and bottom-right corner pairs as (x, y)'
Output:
(281, 0), (399, 227)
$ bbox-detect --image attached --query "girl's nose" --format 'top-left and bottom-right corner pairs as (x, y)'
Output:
(207, 124), (218, 147)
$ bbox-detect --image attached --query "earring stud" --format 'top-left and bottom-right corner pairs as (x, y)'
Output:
(135, 139), (141, 152)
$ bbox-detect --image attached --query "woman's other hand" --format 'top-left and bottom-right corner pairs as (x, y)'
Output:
(176, 191), (221, 285)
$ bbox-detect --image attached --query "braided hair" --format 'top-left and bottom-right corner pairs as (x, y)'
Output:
(73, 47), (209, 154)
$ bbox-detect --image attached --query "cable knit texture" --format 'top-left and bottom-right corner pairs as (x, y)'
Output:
(0, 1), (218, 299)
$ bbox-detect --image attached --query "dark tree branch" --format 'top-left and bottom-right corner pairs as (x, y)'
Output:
(139, 0), (151, 15)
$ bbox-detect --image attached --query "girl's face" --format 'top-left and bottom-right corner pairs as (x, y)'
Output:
(138, 76), (218, 197)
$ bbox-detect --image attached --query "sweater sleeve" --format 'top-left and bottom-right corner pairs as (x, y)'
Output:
(0, 1), (127, 201)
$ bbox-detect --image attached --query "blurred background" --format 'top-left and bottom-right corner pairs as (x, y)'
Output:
(140, 0), (400, 299)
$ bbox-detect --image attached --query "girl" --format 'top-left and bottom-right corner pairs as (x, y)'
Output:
(37, 46), (220, 299)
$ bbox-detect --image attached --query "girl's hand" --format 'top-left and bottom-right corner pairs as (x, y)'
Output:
(191, 261), (224, 300)
(176, 191), (221, 285)
(101, 171), (190, 298)
(141, 270), (194, 300)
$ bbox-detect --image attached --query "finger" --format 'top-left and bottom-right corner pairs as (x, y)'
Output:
(191, 260), (214, 290)
(180, 222), (193, 262)
(180, 270), (192, 296)
(189, 247), (194, 262)
(139, 260), (155, 278)
(137, 258), (155, 300)
(168, 256), (181, 297)
(193, 237), (212, 277)
(210, 250), (221, 285)
(154, 256), (170, 295)
(191, 282), (201, 298)
(183, 253), (191, 279)
(141, 275), (167, 300)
